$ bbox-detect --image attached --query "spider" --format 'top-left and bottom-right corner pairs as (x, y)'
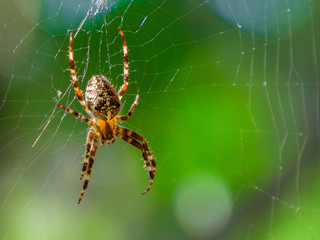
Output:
(57, 28), (156, 204)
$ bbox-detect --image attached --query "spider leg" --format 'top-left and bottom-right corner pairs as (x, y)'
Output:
(80, 128), (95, 180)
(57, 104), (93, 126)
(78, 134), (98, 204)
(115, 94), (139, 121)
(117, 28), (129, 100)
(69, 33), (91, 116)
(115, 126), (156, 195)
(107, 137), (116, 145)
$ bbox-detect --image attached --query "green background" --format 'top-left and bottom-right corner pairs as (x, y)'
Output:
(1, 0), (320, 239)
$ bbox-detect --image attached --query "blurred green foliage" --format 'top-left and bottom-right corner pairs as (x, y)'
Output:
(1, 0), (320, 239)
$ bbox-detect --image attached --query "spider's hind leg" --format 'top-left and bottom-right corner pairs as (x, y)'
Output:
(80, 128), (95, 180)
(78, 134), (98, 204)
(115, 126), (156, 195)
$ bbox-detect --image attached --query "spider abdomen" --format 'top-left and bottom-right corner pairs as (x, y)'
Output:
(85, 75), (121, 121)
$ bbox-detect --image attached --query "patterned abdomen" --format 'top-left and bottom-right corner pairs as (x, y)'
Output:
(85, 75), (121, 121)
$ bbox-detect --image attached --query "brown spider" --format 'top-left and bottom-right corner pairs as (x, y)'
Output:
(57, 28), (156, 204)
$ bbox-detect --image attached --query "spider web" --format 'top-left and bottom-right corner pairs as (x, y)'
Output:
(1, 0), (320, 239)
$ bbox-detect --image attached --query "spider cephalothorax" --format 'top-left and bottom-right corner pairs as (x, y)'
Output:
(57, 28), (156, 204)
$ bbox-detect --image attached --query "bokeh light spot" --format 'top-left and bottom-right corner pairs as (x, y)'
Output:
(172, 173), (232, 238)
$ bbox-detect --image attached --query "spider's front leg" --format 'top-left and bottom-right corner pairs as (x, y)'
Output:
(118, 28), (129, 100)
(78, 132), (98, 204)
(115, 94), (139, 122)
(69, 33), (91, 116)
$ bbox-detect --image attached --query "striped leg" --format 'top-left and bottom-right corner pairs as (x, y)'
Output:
(80, 128), (96, 180)
(78, 136), (98, 204)
(69, 33), (91, 115)
(118, 28), (129, 100)
(115, 126), (156, 195)
(115, 95), (139, 121)
(124, 128), (156, 178)
(57, 104), (93, 126)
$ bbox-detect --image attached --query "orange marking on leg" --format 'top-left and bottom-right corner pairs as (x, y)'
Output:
(75, 89), (82, 98)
